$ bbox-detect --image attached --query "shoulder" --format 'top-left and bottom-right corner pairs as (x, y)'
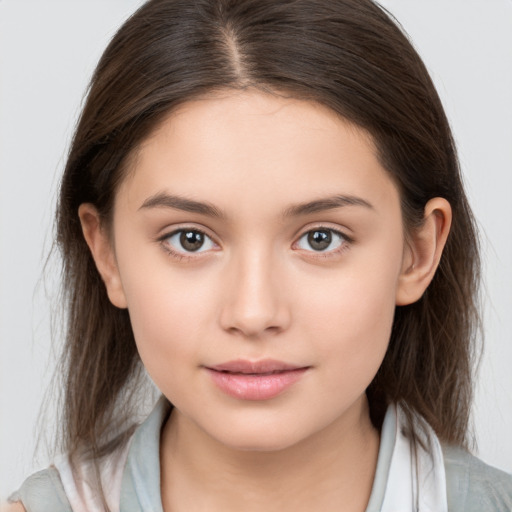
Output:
(7, 467), (71, 512)
(442, 444), (512, 512)
(1, 503), (26, 512)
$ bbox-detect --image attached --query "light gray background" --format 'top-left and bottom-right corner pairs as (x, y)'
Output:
(1, 0), (511, 499)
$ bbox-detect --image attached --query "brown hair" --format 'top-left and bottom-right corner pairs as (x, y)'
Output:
(56, 0), (480, 472)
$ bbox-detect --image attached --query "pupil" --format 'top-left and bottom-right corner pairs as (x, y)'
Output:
(181, 231), (204, 251)
(308, 230), (331, 251)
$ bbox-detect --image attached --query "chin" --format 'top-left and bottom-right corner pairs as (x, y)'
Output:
(221, 434), (303, 454)
(205, 415), (314, 453)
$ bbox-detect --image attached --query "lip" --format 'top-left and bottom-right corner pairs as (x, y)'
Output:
(205, 359), (309, 401)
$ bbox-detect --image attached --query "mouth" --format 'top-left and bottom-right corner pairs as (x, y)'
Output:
(204, 359), (309, 401)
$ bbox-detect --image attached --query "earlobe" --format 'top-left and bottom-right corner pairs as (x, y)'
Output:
(396, 197), (452, 306)
(78, 203), (128, 309)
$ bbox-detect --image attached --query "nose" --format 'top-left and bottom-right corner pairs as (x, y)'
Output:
(219, 249), (291, 338)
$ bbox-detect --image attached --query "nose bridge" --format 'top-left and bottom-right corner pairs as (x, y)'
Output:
(219, 241), (290, 337)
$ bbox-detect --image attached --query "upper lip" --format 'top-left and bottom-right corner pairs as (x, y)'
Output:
(207, 359), (307, 374)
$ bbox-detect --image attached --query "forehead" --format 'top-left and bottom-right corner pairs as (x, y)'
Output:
(117, 90), (400, 219)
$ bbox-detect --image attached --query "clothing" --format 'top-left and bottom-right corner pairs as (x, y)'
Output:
(10, 397), (512, 511)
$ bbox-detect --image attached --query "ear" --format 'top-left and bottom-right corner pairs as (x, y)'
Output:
(78, 203), (128, 309)
(396, 197), (452, 306)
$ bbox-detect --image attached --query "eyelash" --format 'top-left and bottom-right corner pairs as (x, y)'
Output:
(158, 226), (352, 262)
(294, 227), (352, 259)
(158, 227), (215, 262)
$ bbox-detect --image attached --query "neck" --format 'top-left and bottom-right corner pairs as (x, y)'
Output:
(160, 396), (379, 512)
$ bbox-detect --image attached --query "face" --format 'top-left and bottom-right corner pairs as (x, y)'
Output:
(95, 91), (411, 451)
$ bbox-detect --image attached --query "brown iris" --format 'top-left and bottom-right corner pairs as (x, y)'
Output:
(180, 230), (205, 251)
(307, 230), (332, 251)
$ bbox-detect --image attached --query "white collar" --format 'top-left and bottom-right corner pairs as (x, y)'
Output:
(367, 403), (448, 512)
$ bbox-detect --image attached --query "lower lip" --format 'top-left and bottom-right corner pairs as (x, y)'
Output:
(206, 368), (308, 401)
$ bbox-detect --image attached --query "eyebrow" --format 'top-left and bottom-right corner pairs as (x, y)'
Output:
(139, 192), (374, 218)
(139, 192), (225, 218)
(282, 195), (374, 217)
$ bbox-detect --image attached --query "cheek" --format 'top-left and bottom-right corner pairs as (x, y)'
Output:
(117, 258), (212, 386)
(299, 250), (401, 380)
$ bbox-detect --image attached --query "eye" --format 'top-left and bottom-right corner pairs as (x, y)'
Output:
(295, 228), (347, 253)
(162, 228), (216, 254)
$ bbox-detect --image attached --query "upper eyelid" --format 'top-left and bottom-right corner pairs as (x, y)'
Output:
(158, 224), (216, 242)
(294, 224), (352, 242)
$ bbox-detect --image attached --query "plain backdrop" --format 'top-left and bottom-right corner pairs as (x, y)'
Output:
(1, 0), (511, 500)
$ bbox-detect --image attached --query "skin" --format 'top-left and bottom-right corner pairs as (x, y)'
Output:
(73, 90), (451, 512)
(2, 504), (25, 512)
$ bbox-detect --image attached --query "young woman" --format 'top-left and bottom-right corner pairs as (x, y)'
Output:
(7, 0), (512, 510)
